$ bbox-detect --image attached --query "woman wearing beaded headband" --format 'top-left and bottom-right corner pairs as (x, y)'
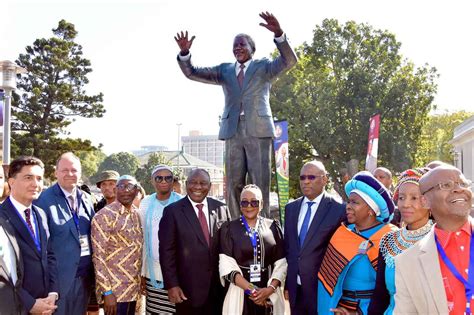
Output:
(218, 184), (287, 314)
(317, 171), (397, 315)
(368, 167), (433, 315)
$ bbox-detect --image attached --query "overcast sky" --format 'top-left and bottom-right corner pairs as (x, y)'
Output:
(2, 0), (472, 154)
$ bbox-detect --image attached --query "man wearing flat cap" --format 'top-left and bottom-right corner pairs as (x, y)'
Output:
(91, 175), (143, 315)
(95, 170), (119, 212)
(394, 165), (473, 314)
(138, 165), (182, 314)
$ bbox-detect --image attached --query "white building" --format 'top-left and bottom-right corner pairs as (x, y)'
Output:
(450, 114), (474, 188)
(182, 130), (224, 168)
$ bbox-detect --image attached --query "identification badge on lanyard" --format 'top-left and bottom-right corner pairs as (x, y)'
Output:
(249, 263), (261, 283)
(79, 235), (91, 257)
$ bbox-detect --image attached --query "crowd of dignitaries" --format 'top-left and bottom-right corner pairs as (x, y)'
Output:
(0, 151), (473, 315)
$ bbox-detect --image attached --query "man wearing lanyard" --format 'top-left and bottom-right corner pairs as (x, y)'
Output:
(394, 165), (473, 314)
(0, 156), (59, 314)
(35, 152), (95, 315)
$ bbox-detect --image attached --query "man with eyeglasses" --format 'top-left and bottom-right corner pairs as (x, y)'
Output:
(284, 161), (346, 315)
(35, 152), (96, 315)
(159, 168), (231, 314)
(394, 165), (473, 315)
(91, 175), (143, 315)
(138, 165), (182, 314)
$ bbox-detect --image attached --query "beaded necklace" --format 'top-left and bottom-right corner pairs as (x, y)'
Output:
(381, 219), (433, 268)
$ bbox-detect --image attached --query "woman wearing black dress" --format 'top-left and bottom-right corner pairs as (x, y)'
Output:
(219, 184), (287, 314)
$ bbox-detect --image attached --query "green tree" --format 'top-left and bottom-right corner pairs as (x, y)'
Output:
(135, 152), (169, 194)
(97, 152), (140, 178)
(11, 19), (104, 176)
(271, 19), (438, 198)
(77, 148), (107, 184)
(415, 110), (473, 166)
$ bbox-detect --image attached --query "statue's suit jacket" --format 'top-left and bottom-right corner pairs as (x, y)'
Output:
(393, 220), (472, 314)
(178, 37), (297, 140)
(34, 183), (95, 300)
(0, 198), (58, 314)
(0, 216), (23, 315)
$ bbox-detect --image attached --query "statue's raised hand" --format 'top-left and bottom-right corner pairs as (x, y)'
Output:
(175, 31), (195, 56)
(259, 12), (283, 37)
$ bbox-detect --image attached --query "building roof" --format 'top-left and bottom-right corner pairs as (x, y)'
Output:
(137, 150), (221, 170)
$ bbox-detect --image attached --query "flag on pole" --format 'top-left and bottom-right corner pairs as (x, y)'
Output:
(365, 114), (381, 173)
(273, 120), (289, 224)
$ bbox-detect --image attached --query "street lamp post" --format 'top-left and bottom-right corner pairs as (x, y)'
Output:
(0, 60), (27, 167)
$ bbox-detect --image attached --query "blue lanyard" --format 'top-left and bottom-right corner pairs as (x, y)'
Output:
(241, 215), (258, 259)
(435, 228), (474, 315)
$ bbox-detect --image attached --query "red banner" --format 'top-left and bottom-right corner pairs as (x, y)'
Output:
(365, 114), (380, 173)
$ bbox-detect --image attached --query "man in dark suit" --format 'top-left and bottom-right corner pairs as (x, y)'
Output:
(35, 152), (95, 315)
(175, 11), (297, 219)
(284, 161), (346, 315)
(159, 168), (231, 315)
(0, 156), (58, 314)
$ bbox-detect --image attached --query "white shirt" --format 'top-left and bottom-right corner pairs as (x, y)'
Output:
(296, 192), (324, 285)
(187, 196), (210, 231)
(60, 186), (78, 211)
(297, 193), (324, 235)
(10, 196), (36, 239)
(0, 225), (17, 284)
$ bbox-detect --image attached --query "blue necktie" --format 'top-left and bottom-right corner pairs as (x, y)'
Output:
(299, 201), (315, 247)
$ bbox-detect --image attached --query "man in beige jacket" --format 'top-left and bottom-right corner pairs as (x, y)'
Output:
(394, 165), (473, 314)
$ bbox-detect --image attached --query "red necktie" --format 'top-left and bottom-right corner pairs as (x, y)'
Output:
(24, 208), (35, 238)
(237, 64), (245, 88)
(196, 204), (210, 246)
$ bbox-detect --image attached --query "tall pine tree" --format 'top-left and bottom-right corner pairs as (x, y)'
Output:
(12, 19), (105, 177)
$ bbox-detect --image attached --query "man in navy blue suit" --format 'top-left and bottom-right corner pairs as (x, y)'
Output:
(35, 152), (95, 315)
(284, 161), (346, 315)
(0, 156), (58, 314)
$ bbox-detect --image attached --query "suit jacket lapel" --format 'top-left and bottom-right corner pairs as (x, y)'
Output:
(291, 197), (304, 250)
(54, 184), (80, 244)
(242, 61), (257, 89)
(4, 198), (40, 256)
(32, 206), (47, 255)
(418, 229), (449, 313)
(181, 197), (209, 247)
(301, 193), (330, 251)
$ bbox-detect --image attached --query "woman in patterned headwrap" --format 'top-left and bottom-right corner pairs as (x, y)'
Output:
(368, 167), (433, 315)
(317, 171), (397, 315)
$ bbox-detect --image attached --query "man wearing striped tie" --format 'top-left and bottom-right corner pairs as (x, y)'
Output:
(0, 156), (59, 314)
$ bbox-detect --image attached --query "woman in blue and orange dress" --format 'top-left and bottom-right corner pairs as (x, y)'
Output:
(317, 171), (397, 315)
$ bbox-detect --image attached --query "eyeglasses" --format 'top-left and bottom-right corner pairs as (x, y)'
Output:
(154, 175), (173, 183)
(116, 183), (138, 191)
(299, 174), (326, 181)
(422, 179), (472, 195)
(240, 200), (260, 208)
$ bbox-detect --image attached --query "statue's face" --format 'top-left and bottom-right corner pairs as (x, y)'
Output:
(233, 36), (253, 64)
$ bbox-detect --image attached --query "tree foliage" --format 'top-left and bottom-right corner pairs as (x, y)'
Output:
(271, 19), (438, 198)
(414, 111), (473, 166)
(97, 152), (140, 179)
(135, 152), (169, 194)
(11, 19), (104, 177)
(77, 148), (107, 184)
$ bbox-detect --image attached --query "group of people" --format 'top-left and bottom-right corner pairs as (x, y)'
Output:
(1, 9), (473, 315)
(1, 150), (471, 315)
